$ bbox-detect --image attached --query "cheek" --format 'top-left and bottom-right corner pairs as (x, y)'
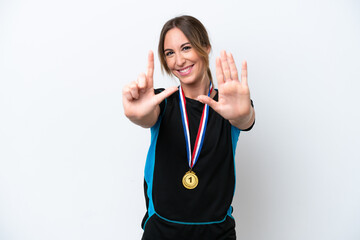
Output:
(165, 58), (174, 69)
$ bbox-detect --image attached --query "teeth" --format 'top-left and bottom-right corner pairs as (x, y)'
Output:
(179, 66), (191, 73)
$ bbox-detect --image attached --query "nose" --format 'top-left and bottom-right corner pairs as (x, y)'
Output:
(175, 53), (186, 67)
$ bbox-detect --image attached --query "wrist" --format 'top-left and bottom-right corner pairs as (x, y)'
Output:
(229, 106), (255, 130)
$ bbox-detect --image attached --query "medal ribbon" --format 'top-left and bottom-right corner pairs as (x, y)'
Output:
(179, 82), (213, 169)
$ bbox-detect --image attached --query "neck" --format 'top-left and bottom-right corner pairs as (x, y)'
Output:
(180, 74), (210, 100)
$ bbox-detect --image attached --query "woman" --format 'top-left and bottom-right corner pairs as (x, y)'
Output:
(123, 15), (255, 240)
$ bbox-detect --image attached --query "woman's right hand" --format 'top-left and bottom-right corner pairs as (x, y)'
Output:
(122, 51), (178, 128)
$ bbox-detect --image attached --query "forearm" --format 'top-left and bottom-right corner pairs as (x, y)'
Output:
(126, 105), (161, 128)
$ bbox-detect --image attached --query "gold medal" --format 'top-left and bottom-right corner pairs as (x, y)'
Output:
(182, 170), (198, 189)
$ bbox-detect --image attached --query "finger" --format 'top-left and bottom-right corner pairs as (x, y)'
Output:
(137, 73), (147, 90)
(153, 86), (178, 105)
(215, 57), (225, 85)
(241, 60), (248, 85)
(129, 81), (140, 99)
(220, 50), (231, 81)
(197, 95), (219, 112)
(227, 52), (239, 81)
(122, 85), (134, 101)
(147, 50), (154, 88)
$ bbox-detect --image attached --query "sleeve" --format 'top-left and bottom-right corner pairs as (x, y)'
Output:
(241, 99), (255, 131)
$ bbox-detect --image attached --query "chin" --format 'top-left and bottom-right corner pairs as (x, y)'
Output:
(176, 76), (198, 86)
(173, 72), (199, 85)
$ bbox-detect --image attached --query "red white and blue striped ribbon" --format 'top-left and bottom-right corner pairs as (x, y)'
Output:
(179, 82), (213, 169)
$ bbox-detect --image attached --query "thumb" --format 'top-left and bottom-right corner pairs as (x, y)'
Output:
(197, 95), (219, 111)
(153, 86), (178, 105)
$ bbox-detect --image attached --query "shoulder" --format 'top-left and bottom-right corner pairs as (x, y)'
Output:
(154, 88), (179, 115)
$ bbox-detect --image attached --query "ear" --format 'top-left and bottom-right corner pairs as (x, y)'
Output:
(206, 45), (211, 54)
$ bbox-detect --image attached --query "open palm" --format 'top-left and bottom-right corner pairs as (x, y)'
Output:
(198, 50), (252, 122)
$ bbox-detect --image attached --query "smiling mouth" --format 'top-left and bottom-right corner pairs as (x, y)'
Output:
(177, 64), (194, 76)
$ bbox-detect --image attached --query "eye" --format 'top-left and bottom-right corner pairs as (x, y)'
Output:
(165, 51), (174, 57)
(182, 45), (191, 51)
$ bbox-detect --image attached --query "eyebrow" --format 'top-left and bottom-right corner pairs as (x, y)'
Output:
(164, 42), (191, 52)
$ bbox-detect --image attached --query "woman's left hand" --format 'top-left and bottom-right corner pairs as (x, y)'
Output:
(197, 50), (254, 129)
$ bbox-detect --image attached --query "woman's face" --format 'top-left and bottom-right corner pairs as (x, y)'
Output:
(163, 27), (207, 86)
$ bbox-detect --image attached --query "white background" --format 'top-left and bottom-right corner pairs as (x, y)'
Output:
(1, 0), (359, 239)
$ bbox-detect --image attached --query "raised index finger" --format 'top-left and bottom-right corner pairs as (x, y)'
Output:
(147, 50), (154, 88)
